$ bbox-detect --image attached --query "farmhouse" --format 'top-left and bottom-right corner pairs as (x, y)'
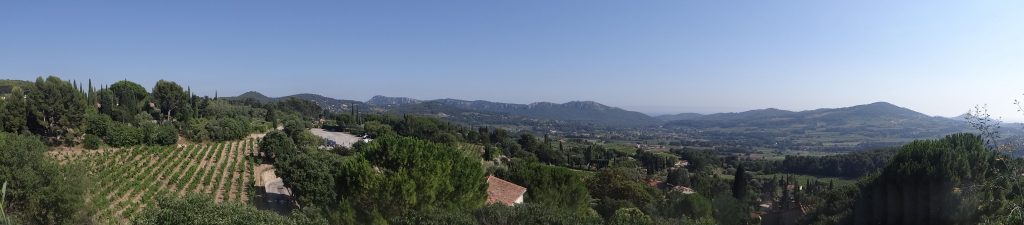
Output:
(485, 176), (527, 206)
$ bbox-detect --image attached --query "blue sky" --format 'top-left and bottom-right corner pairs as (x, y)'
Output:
(2, 1), (1023, 120)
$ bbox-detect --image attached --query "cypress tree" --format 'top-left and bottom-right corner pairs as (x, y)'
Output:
(732, 164), (747, 199)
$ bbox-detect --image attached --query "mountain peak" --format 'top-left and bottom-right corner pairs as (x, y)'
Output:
(238, 91), (268, 98)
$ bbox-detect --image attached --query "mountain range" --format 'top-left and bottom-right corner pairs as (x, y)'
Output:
(226, 92), (984, 138)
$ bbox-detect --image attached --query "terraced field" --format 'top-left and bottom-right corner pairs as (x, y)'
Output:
(54, 138), (261, 224)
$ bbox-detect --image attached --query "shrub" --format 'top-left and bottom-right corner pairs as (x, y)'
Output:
(206, 118), (250, 141)
(183, 119), (209, 142)
(84, 134), (102, 150)
(150, 124), (178, 146)
(106, 122), (143, 147)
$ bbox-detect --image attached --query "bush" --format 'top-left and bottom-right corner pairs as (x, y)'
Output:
(149, 124), (178, 146)
(83, 134), (102, 150)
(0, 132), (88, 224)
(106, 122), (143, 147)
(83, 111), (113, 137)
(183, 119), (209, 142)
(474, 203), (604, 225)
(207, 118), (250, 141)
(134, 194), (295, 225)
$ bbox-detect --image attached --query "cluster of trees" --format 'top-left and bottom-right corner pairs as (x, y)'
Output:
(799, 133), (1024, 225)
(260, 124), (489, 224)
(0, 76), (286, 149)
(778, 148), (895, 178)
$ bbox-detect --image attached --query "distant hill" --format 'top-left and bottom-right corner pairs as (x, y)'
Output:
(656, 113), (704, 121)
(367, 95), (422, 107)
(669, 102), (949, 126)
(0, 79), (32, 95)
(664, 102), (973, 151)
(229, 92), (661, 127)
(385, 97), (661, 127)
(224, 91), (372, 113)
(230, 91), (274, 102)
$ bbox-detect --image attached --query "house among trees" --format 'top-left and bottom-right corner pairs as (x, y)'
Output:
(485, 175), (527, 206)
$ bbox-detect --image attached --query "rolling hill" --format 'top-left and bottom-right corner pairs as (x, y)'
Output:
(224, 92), (372, 113)
(228, 92), (661, 127)
(391, 97), (662, 127)
(663, 102), (978, 151)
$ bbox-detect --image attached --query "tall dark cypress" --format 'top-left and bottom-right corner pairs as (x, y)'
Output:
(732, 164), (747, 199)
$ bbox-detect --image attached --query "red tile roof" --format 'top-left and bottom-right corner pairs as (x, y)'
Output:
(486, 176), (527, 206)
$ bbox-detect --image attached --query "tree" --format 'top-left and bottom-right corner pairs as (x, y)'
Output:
(474, 203), (604, 225)
(504, 161), (591, 210)
(588, 167), (659, 219)
(107, 80), (147, 123)
(83, 134), (102, 150)
(26, 76), (87, 145)
(0, 132), (88, 224)
(83, 110), (113, 138)
(666, 168), (691, 187)
(0, 87), (26, 133)
(732, 164), (747, 199)
(106, 122), (143, 147)
(275, 152), (341, 207)
(152, 80), (187, 122)
(96, 89), (116, 117)
(258, 131), (297, 160)
(658, 192), (712, 220)
(849, 133), (1009, 225)
(331, 135), (487, 222)
(609, 207), (653, 225)
(147, 124), (178, 145)
(635, 150), (678, 174)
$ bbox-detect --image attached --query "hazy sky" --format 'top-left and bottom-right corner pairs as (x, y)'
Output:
(2, 1), (1023, 120)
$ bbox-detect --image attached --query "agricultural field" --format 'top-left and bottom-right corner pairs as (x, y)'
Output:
(52, 138), (261, 224)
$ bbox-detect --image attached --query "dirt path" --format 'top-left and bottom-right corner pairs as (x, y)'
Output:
(309, 128), (363, 148)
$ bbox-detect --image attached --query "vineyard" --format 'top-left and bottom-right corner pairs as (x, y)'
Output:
(54, 138), (261, 224)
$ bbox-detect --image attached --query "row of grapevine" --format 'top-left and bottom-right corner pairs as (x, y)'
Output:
(60, 138), (260, 224)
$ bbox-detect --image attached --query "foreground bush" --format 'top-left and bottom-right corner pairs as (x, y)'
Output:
(133, 195), (301, 225)
(0, 132), (88, 225)
(83, 134), (102, 150)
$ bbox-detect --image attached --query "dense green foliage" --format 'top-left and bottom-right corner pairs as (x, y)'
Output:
(263, 131), (487, 224)
(133, 195), (302, 225)
(780, 148), (895, 178)
(26, 77), (87, 145)
(501, 161), (591, 210)
(83, 134), (101, 150)
(151, 80), (188, 121)
(609, 207), (653, 225)
(0, 87), (26, 133)
(0, 76), (285, 149)
(336, 135), (487, 221)
(731, 164), (748, 199)
(474, 203), (604, 225)
(0, 133), (88, 225)
(849, 133), (1013, 224)
(106, 122), (143, 147)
